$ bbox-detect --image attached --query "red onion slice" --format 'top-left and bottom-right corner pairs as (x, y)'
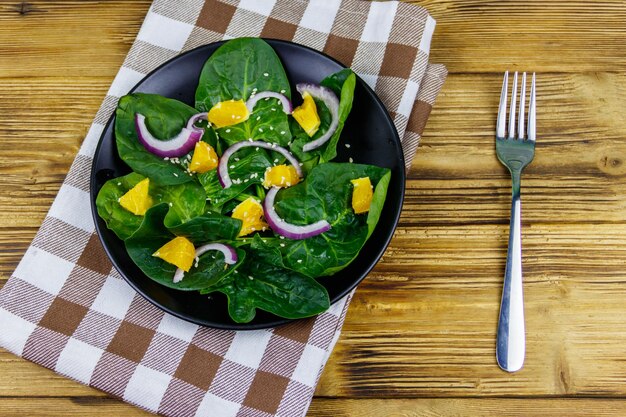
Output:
(296, 83), (339, 152)
(218, 140), (302, 188)
(173, 243), (238, 283)
(246, 91), (292, 114)
(263, 187), (331, 240)
(135, 114), (203, 158)
(186, 112), (209, 131)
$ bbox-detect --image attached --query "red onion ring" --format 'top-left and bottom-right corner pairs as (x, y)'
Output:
(263, 187), (331, 240)
(218, 140), (302, 188)
(135, 114), (203, 158)
(296, 83), (339, 152)
(246, 91), (292, 114)
(173, 243), (238, 283)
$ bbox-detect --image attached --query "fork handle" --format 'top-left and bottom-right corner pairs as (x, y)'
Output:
(496, 173), (525, 372)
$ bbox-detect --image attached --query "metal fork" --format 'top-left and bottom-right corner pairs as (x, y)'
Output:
(495, 71), (536, 372)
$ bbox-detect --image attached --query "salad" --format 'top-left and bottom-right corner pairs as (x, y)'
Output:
(96, 38), (391, 323)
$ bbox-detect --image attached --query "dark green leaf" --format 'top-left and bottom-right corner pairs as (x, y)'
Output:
(95, 172), (146, 240)
(125, 204), (243, 291)
(210, 252), (330, 323)
(168, 211), (242, 243)
(289, 69), (356, 165)
(196, 38), (292, 146)
(115, 93), (200, 186)
(258, 162), (391, 277)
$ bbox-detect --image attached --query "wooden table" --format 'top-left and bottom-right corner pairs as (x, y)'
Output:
(2, 1), (626, 415)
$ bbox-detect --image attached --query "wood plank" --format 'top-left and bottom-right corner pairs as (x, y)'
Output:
(0, 397), (624, 416)
(1, 1), (626, 74)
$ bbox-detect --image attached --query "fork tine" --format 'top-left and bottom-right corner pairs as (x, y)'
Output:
(508, 71), (518, 139)
(497, 71), (508, 138)
(518, 72), (526, 140)
(527, 73), (536, 141)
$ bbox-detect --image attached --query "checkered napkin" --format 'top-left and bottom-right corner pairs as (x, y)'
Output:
(0, 1), (446, 416)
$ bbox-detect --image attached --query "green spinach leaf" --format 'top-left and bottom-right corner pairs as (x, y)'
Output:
(116, 93), (200, 185)
(196, 37), (292, 146)
(257, 162), (390, 277)
(95, 172), (146, 240)
(125, 204), (243, 291)
(209, 252), (330, 323)
(168, 211), (242, 243)
(289, 69), (356, 165)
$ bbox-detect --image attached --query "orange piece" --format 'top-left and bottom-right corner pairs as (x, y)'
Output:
(262, 165), (300, 189)
(207, 99), (249, 128)
(231, 197), (268, 237)
(292, 92), (320, 136)
(118, 178), (153, 216)
(153, 236), (195, 272)
(350, 177), (373, 214)
(189, 141), (219, 173)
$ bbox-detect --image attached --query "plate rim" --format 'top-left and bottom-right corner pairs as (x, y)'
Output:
(90, 38), (405, 330)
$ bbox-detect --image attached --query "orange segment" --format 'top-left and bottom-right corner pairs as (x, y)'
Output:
(118, 178), (153, 216)
(350, 177), (373, 214)
(231, 197), (268, 237)
(262, 165), (300, 189)
(207, 99), (249, 128)
(153, 236), (195, 272)
(189, 141), (219, 173)
(292, 92), (320, 137)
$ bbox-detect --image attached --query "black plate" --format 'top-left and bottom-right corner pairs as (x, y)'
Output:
(91, 39), (405, 330)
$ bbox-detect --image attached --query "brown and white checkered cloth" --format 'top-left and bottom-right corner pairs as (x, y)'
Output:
(0, 1), (446, 416)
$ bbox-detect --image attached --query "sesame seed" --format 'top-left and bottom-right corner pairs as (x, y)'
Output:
(270, 126), (274, 130)
(173, 173), (179, 177)
(248, 275), (254, 280)
(117, 197), (120, 202)
(274, 158), (279, 163)
(256, 116), (261, 121)
(271, 108), (276, 112)
(248, 138), (253, 142)
(345, 143), (351, 148)
(255, 147), (259, 151)
(117, 182), (121, 186)
(263, 72), (269, 77)
(231, 115), (235, 119)
(280, 89), (286, 94)
(252, 88), (258, 92)
(271, 143), (276, 148)
(297, 259), (303, 263)
(280, 131), (286, 135)
(349, 157), (354, 163)
(264, 97), (270, 101)
(280, 243), (285, 247)
(259, 128), (263, 132)
(235, 157), (240, 161)
(169, 202), (173, 207)
(225, 129), (231, 133)
(279, 236), (285, 239)
(244, 179), (249, 183)
(164, 157), (169, 161)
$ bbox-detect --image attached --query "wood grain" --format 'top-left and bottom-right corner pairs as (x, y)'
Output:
(1, 0), (626, 415)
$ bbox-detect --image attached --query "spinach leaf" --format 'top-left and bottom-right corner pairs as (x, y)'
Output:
(168, 211), (242, 243)
(289, 69), (356, 165)
(115, 93), (200, 185)
(95, 172), (146, 240)
(150, 180), (206, 227)
(196, 38), (292, 146)
(257, 162), (391, 277)
(209, 252), (330, 323)
(125, 204), (243, 291)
